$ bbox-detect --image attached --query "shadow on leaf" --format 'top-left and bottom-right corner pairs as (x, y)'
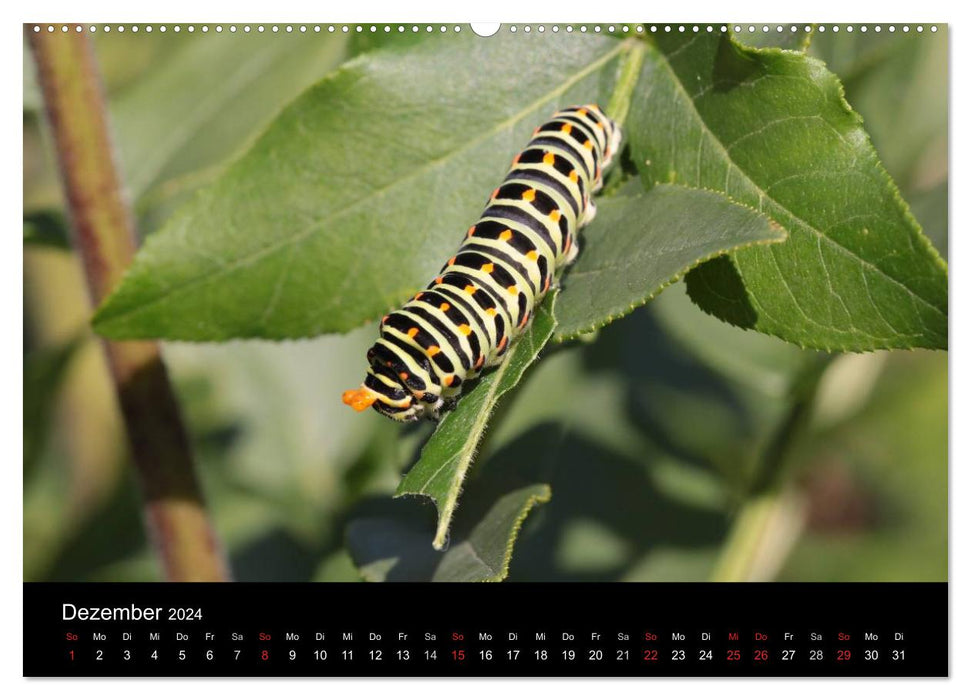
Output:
(581, 302), (756, 479)
(347, 422), (728, 582)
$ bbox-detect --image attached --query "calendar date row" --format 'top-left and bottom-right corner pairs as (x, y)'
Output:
(65, 645), (909, 665)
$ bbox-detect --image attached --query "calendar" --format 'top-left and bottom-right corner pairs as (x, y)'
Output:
(23, 20), (950, 683)
(24, 583), (946, 676)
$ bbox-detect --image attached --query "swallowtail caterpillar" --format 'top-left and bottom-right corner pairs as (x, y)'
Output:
(343, 105), (622, 421)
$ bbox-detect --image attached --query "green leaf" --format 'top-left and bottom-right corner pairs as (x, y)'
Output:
(347, 482), (550, 582)
(395, 292), (557, 550)
(553, 183), (787, 341)
(735, 25), (813, 52)
(346, 27), (427, 56)
(631, 31), (947, 351)
(130, 35), (437, 237)
(92, 33), (628, 340)
(110, 33), (349, 198)
(431, 484), (550, 580)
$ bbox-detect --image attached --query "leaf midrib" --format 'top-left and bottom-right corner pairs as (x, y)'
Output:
(654, 35), (946, 320)
(96, 41), (627, 330)
(417, 335), (517, 548)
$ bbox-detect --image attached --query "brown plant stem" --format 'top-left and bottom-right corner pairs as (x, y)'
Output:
(28, 27), (229, 582)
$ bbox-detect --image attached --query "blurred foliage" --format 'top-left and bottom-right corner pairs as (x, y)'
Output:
(24, 25), (946, 583)
(23, 209), (71, 249)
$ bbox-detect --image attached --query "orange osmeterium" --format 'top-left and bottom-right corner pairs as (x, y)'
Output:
(342, 387), (378, 412)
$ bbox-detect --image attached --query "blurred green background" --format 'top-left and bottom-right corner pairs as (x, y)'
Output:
(23, 26), (947, 582)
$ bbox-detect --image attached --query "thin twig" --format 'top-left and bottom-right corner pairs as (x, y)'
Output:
(28, 27), (230, 582)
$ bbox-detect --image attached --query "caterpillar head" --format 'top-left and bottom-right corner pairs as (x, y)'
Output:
(342, 348), (426, 422)
(342, 379), (423, 423)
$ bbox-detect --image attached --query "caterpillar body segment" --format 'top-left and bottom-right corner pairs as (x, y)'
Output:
(343, 104), (622, 421)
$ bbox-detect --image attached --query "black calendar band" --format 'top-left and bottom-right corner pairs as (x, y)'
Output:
(24, 582), (947, 677)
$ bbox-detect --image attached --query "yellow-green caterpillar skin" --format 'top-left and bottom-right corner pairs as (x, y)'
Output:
(344, 104), (622, 421)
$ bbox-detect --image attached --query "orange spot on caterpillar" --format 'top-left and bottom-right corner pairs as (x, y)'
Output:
(464, 284), (477, 295)
(439, 302), (450, 311)
(518, 313), (530, 330)
(526, 250), (539, 261)
(498, 336), (508, 351)
(467, 225), (476, 238)
(499, 229), (513, 241)
(475, 355), (485, 370)
(491, 188), (500, 200)
(595, 122), (604, 130)
(342, 387), (378, 412)
(507, 285), (518, 295)
(564, 236), (572, 253)
(414, 292), (424, 300)
(522, 189), (536, 202)
(543, 277), (552, 292)
(512, 153), (521, 165)
(583, 140), (593, 150)
(543, 152), (555, 165)
(486, 308), (497, 317)
(550, 210), (561, 222)
(481, 263), (495, 273)
(407, 327), (419, 338)
(443, 374), (455, 387)
(561, 123), (572, 134)
(399, 372), (409, 380)
(577, 108), (588, 117)
(458, 324), (472, 336)
(569, 170), (578, 183)
(428, 345), (441, 356)
(381, 315), (389, 324)
(435, 276), (444, 284)
(448, 256), (457, 266)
